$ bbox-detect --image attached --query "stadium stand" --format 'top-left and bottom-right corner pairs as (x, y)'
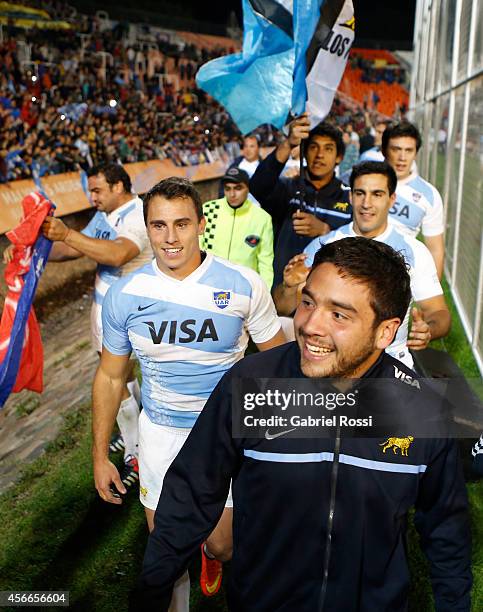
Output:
(0, 1), (244, 183)
(340, 48), (409, 117)
(0, 3), (408, 187)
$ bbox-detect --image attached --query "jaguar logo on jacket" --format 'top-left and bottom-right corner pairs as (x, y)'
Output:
(380, 436), (414, 457)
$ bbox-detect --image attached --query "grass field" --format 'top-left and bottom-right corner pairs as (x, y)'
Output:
(0, 283), (481, 611)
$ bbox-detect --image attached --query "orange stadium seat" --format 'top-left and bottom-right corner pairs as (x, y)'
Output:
(340, 48), (409, 116)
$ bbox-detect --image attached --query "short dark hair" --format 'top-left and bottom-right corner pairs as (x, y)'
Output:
(349, 161), (398, 195)
(381, 121), (422, 155)
(87, 163), (132, 194)
(142, 177), (203, 224)
(307, 121), (345, 158)
(243, 133), (260, 145)
(311, 237), (411, 328)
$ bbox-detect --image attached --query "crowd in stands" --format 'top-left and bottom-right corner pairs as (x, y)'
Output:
(0, 2), (245, 182)
(0, 1), (409, 185)
(349, 52), (406, 86)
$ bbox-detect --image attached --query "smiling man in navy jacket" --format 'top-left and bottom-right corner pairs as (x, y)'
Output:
(130, 238), (471, 612)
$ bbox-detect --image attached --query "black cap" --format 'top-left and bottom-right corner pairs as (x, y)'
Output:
(222, 167), (250, 186)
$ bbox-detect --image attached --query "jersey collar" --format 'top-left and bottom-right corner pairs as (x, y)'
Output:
(106, 195), (141, 221)
(349, 222), (393, 243)
(397, 169), (418, 187)
(151, 251), (213, 284)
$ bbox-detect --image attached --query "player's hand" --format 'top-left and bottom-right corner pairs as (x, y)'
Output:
(93, 458), (126, 505)
(287, 113), (311, 148)
(283, 254), (310, 289)
(407, 307), (431, 350)
(2, 244), (14, 264)
(42, 216), (70, 242)
(292, 211), (330, 238)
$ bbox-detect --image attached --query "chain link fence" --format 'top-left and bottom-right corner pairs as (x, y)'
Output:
(409, 0), (483, 374)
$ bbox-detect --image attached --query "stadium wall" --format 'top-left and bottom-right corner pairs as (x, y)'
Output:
(409, 0), (483, 373)
(0, 158), (228, 235)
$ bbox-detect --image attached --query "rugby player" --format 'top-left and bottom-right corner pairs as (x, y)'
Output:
(130, 237), (471, 612)
(382, 121), (445, 278)
(273, 161), (450, 369)
(92, 177), (285, 610)
(42, 163), (150, 487)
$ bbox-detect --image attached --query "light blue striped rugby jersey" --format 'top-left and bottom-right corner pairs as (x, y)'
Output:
(303, 223), (443, 368)
(389, 172), (444, 238)
(81, 196), (152, 305)
(102, 253), (281, 428)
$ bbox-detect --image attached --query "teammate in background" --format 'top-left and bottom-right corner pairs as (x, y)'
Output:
(250, 113), (351, 287)
(92, 177), (285, 611)
(201, 167), (274, 288)
(382, 121), (445, 278)
(130, 238), (471, 612)
(274, 161), (450, 369)
(35, 163), (150, 488)
(359, 119), (390, 162)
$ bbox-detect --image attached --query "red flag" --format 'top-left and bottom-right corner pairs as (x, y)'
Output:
(0, 192), (52, 394)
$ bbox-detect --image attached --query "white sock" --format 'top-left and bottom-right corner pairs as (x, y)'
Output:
(168, 570), (190, 612)
(127, 378), (141, 406)
(116, 394), (140, 460)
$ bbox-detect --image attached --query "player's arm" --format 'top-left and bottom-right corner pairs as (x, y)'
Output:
(407, 296), (451, 351)
(423, 233), (444, 280)
(42, 216), (140, 266)
(421, 186), (445, 280)
(255, 328), (286, 350)
(272, 254), (310, 316)
(408, 240), (450, 350)
(414, 439), (472, 610)
(92, 348), (131, 504)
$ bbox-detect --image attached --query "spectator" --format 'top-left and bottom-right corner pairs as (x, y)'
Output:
(201, 168), (274, 288)
(250, 114), (351, 288)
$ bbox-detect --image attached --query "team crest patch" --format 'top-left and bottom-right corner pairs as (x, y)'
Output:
(213, 291), (231, 309)
(412, 192), (422, 202)
(140, 486), (148, 497)
(380, 436), (414, 456)
(334, 202), (349, 211)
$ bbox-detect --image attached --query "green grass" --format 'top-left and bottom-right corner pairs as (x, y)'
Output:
(430, 278), (481, 382)
(0, 403), (228, 612)
(15, 394), (41, 418)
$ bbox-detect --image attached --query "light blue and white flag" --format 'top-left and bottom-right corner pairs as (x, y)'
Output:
(196, 0), (354, 133)
(197, 0), (295, 134)
(294, 0), (354, 127)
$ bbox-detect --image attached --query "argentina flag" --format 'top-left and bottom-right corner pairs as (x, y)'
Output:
(196, 0), (354, 134)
